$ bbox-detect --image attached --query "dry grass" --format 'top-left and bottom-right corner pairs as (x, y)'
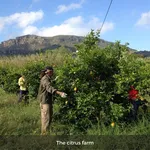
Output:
(0, 49), (70, 69)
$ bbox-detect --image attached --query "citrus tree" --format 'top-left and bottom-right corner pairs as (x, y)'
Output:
(54, 30), (150, 132)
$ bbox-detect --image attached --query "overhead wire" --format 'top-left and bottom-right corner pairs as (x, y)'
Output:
(99, 0), (114, 34)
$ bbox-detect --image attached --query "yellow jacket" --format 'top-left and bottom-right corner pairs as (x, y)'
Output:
(18, 77), (27, 91)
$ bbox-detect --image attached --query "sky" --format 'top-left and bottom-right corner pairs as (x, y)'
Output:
(0, 0), (150, 51)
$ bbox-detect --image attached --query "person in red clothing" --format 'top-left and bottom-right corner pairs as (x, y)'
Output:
(128, 86), (139, 100)
(128, 86), (140, 120)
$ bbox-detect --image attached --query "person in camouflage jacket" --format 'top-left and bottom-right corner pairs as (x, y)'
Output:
(38, 66), (67, 135)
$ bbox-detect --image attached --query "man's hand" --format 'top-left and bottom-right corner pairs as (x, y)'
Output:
(56, 91), (67, 98)
(61, 92), (67, 98)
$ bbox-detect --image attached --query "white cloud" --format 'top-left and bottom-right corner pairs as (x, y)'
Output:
(136, 11), (150, 26)
(0, 10), (43, 30)
(23, 26), (39, 35)
(64, 16), (84, 26)
(55, 0), (85, 14)
(0, 19), (4, 31)
(100, 22), (114, 33)
(22, 16), (114, 36)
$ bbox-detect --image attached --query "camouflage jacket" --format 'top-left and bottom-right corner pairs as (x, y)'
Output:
(38, 74), (57, 104)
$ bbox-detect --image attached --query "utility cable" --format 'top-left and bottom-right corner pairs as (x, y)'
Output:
(99, 0), (114, 34)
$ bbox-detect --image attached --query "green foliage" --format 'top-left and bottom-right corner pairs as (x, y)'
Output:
(53, 30), (150, 132)
(0, 30), (150, 134)
(22, 61), (46, 98)
(0, 87), (149, 136)
(0, 67), (20, 93)
(114, 50), (150, 96)
(0, 61), (45, 97)
(0, 48), (70, 97)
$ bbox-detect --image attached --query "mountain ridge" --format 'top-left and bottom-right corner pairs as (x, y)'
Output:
(0, 34), (149, 57)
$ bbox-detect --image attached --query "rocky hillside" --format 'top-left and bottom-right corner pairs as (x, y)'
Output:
(0, 35), (112, 56)
(135, 50), (150, 57)
(0, 34), (149, 57)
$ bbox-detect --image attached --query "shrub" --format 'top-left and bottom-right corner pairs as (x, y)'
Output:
(53, 30), (150, 132)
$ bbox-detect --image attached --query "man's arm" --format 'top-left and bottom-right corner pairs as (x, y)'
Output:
(44, 79), (64, 97)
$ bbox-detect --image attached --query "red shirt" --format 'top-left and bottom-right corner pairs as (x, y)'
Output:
(128, 89), (139, 100)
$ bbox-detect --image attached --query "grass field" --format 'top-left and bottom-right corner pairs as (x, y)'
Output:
(0, 88), (150, 136)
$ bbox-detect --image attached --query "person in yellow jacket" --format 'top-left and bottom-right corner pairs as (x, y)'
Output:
(18, 75), (28, 104)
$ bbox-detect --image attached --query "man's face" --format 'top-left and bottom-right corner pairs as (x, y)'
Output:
(47, 70), (53, 77)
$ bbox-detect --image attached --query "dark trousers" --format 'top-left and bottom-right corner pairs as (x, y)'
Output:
(130, 100), (141, 120)
(18, 90), (28, 104)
